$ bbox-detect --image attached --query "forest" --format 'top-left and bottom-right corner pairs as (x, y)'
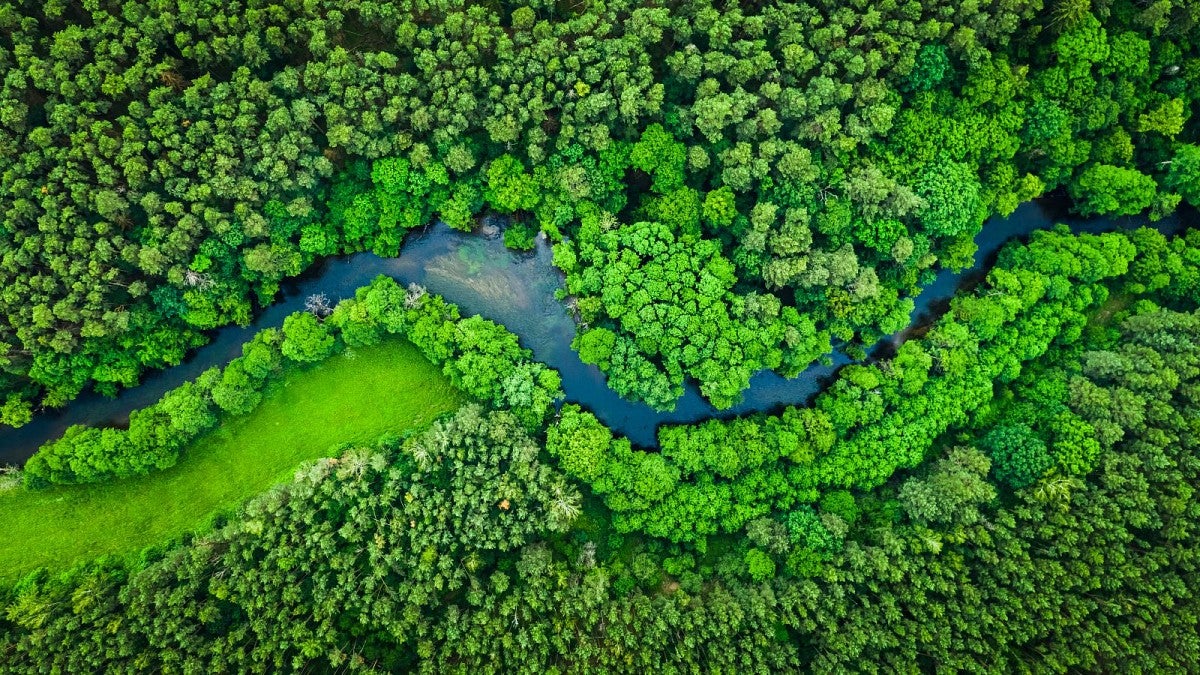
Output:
(0, 0), (1198, 671)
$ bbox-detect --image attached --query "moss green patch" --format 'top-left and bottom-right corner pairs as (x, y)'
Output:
(0, 338), (464, 581)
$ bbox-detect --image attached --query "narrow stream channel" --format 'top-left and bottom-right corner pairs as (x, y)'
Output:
(0, 198), (1190, 461)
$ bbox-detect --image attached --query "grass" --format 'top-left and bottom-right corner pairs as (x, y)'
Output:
(0, 338), (465, 582)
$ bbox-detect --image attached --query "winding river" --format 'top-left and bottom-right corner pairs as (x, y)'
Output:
(0, 198), (1190, 462)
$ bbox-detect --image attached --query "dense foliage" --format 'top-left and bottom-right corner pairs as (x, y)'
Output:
(566, 218), (828, 408)
(3, 406), (587, 671)
(23, 277), (561, 485)
(550, 226), (1195, 543)
(2, 0), (1198, 420)
(2, 295), (1198, 671)
(3, 0), (1200, 671)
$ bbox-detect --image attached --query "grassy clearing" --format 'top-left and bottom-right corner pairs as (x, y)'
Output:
(0, 338), (464, 581)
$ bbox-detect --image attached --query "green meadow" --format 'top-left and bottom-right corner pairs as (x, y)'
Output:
(0, 339), (463, 581)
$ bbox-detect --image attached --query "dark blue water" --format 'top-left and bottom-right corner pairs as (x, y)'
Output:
(0, 199), (1188, 461)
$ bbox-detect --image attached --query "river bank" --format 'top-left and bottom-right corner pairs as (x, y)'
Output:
(0, 198), (1190, 459)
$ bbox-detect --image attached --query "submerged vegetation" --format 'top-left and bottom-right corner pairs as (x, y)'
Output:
(0, 0), (1199, 671)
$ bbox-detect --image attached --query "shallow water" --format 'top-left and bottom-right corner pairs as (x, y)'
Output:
(0, 199), (1189, 461)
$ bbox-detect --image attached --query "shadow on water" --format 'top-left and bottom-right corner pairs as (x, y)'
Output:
(0, 199), (1191, 461)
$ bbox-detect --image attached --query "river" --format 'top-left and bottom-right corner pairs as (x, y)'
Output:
(0, 198), (1189, 461)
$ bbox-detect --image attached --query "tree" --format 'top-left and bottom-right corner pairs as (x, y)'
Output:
(982, 424), (1054, 488)
(744, 548), (776, 582)
(210, 360), (263, 415)
(905, 44), (952, 92)
(1136, 98), (1188, 138)
(485, 155), (540, 213)
(913, 161), (983, 237)
(1069, 164), (1157, 216)
(156, 382), (216, 437)
(281, 313), (336, 363)
(1, 395), (33, 428)
(1165, 144), (1200, 207)
(899, 446), (996, 525)
(703, 187), (737, 228)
